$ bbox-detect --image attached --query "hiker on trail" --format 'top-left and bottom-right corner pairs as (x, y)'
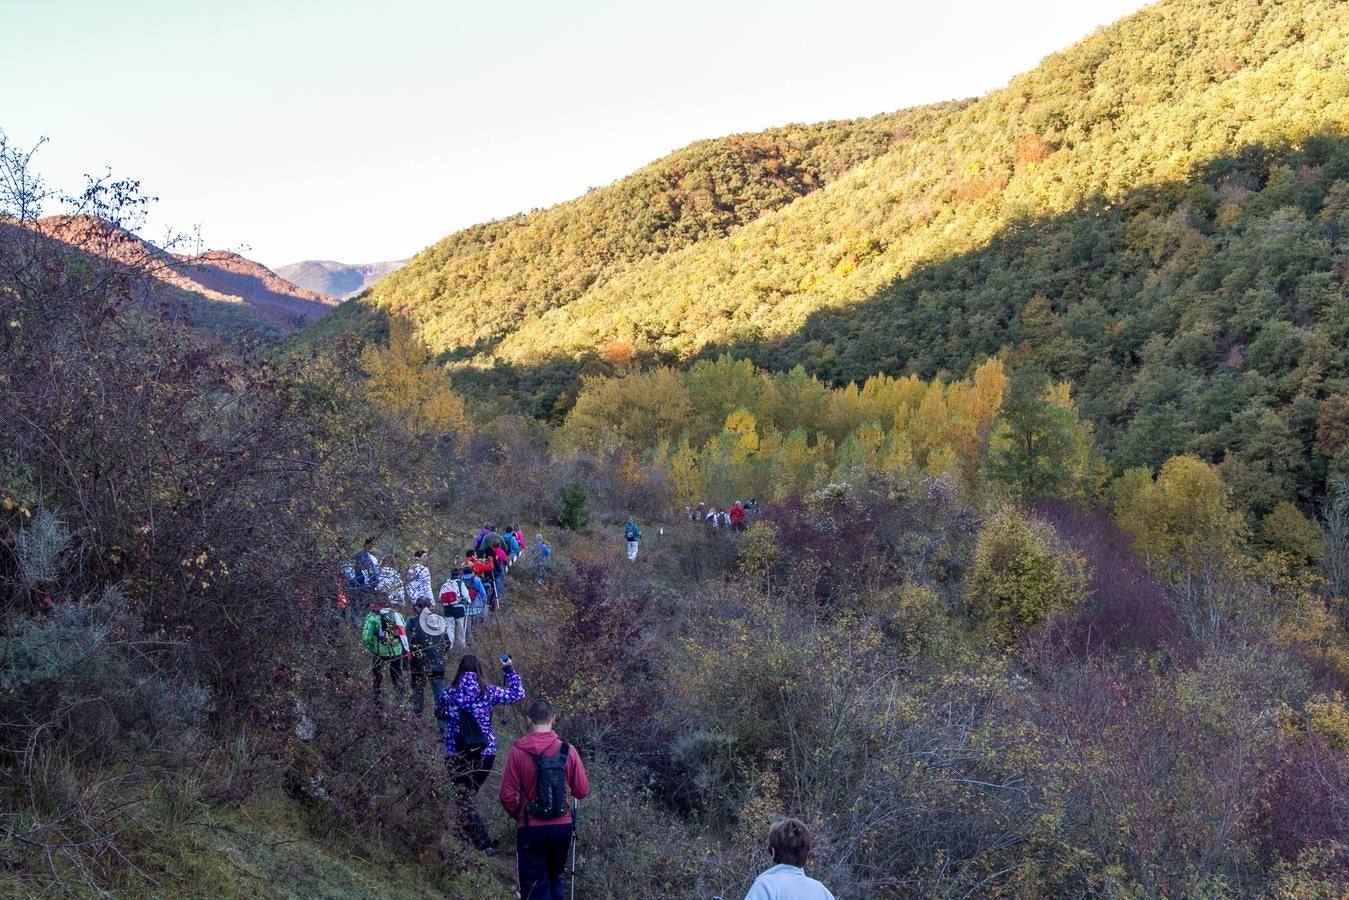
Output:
(489, 542), (509, 608)
(707, 507), (720, 529)
(460, 558), (490, 634)
(720, 508), (733, 529)
(355, 537), (380, 577)
(435, 654), (524, 856)
(342, 538), (381, 624)
(407, 599), (450, 722)
(406, 549), (433, 605)
(499, 698), (590, 900)
(744, 819), (835, 900)
(731, 502), (747, 532)
(474, 524), (493, 553)
(503, 526), (522, 566)
(467, 550), (496, 621)
(377, 557), (406, 607)
(440, 569), (469, 649)
(361, 601), (408, 701)
(533, 534), (552, 585)
(624, 520), (641, 561)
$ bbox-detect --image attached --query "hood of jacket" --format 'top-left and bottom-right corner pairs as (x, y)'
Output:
(451, 672), (485, 705)
(513, 729), (562, 756)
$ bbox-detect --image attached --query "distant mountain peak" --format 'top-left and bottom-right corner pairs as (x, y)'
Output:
(275, 258), (410, 300)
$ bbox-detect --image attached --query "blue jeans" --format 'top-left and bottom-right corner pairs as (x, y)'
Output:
(410, 668), (443, 720)
(517, 823), (572, 900)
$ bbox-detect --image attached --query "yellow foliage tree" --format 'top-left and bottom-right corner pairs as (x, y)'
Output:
(669, 438), (702, 505)
(360, 320), (469, 437)
(564, 367), (694, 449)
(1114, 454), (1239, 565)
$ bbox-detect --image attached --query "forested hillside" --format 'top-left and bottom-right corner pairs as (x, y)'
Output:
(311, 0), (1348, 518)
(303, 103), (965, 352)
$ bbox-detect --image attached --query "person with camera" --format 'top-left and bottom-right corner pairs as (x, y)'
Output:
(435, 653), (524, 855)
(499, 698), (590, 900)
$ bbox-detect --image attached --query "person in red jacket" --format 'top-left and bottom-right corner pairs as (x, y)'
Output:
(500, 698), (590, 900)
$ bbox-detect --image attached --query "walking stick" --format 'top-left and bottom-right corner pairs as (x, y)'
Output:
(569, 798), (580, 900)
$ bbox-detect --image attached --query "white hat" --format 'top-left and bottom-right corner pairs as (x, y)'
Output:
(418, 609), (448, 636)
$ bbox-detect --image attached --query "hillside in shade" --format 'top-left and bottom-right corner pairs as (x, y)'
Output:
(275, 258), (410, 300)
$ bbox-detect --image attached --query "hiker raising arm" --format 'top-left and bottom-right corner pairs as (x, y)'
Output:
(435, 654), (524, 856)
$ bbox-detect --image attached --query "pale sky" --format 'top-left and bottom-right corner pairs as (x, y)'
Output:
(2, 0), (1151, 268)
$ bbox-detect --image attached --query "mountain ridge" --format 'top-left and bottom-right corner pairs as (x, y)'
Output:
(13, 216), (336, 334)
(275, 258), (410, 299)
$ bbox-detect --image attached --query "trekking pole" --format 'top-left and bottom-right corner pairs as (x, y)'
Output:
(569, 798), (579, 900)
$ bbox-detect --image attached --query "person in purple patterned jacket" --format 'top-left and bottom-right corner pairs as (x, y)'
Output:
(435, 653), (524, 855)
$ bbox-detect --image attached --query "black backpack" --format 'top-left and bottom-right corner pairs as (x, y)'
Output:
(457, 707), (489, 752)
(527, 743), (571, 820)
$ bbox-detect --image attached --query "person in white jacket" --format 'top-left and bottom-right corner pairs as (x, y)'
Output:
(744, 819), (834, 900)
(377, 560), (406, 607)
(406, 549), (433, 605)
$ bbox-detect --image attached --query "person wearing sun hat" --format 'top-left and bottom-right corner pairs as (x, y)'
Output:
(408, 598), (450, 723)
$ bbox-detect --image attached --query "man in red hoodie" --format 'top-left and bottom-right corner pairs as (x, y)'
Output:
(500, 699), (590, 900)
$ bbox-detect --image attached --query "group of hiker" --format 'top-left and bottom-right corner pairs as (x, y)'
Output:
(345, 526), (550, 705)
(341, 519), (832, 900)
(344, 529), (583, 898)
(686, 499), (761, 532)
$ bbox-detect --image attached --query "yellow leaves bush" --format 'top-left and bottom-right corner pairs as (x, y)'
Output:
(967, 509), (1087, 640)
(1304, 692), (1349, 751)
(1114, 454), (1239, 566)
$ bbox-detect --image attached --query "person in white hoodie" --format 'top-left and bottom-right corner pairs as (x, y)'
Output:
(377, 557), (406, 607)
(744, 818), (835, 900)
(406, 549), (433, 605)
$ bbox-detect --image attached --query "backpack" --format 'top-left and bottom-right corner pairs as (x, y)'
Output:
(347, 559), (372, 588)
(457, 707), (489, 752)
(624, 524), (639, 542)
(526, 743), (571, 821)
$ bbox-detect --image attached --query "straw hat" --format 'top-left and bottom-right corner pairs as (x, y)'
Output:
(418, 609), (448, 636)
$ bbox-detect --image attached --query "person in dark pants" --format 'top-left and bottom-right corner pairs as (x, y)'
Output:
(407, 600), (450, 723)
(499, 699), (591, 900)
(435, 654), (524, 855)
(360, 601), (407, 701)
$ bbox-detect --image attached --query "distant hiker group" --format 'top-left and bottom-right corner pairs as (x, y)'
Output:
(687, 499), (761, 531)
(344, 525), (537, 708)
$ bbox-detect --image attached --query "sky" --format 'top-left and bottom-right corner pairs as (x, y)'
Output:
(2, 0), (1151, 268)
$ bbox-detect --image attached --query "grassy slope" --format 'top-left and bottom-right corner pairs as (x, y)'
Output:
(0, 792), (515, 899)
